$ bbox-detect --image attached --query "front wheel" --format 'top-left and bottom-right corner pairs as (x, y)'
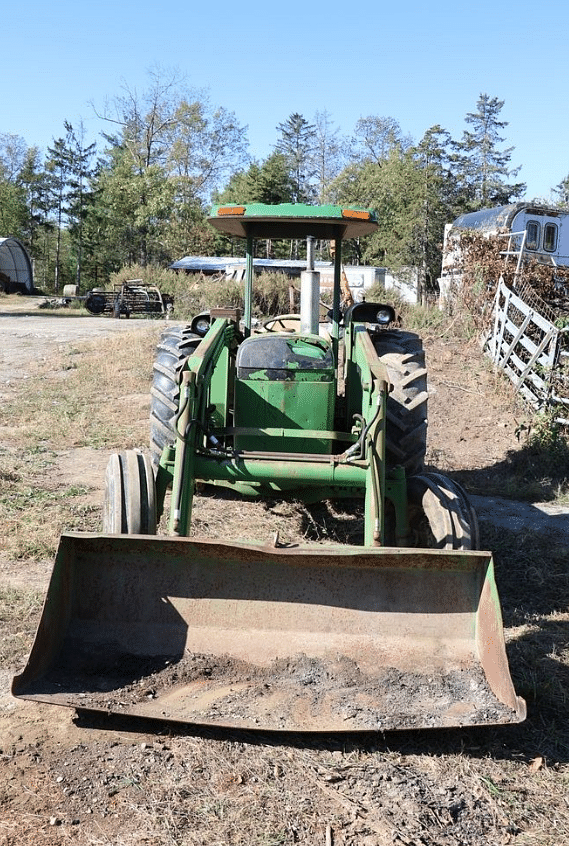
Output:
(103, 450), (157, 534)
(407, 472), (479, 550)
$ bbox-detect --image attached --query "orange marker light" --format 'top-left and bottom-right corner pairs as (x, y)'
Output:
(217, 206), (246, 216)
(342, 209), (371, 220)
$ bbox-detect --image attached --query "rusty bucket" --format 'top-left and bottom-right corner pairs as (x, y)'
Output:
(12, 532), (525, 732)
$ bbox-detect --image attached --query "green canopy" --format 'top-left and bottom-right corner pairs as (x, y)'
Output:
(208, 203), (378, 240)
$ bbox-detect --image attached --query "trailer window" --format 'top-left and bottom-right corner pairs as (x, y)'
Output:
(544, 222), (558, 252)
(525, 221), (540, 250)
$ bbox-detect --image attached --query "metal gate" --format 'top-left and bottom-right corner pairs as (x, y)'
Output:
(486, 277), (569, 421)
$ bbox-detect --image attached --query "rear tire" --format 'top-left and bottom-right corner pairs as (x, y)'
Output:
(374, 330), (428, 475)
(150, 326), (201, 468)
(103, 450), (157, 534)
(407, 472), (478, 550)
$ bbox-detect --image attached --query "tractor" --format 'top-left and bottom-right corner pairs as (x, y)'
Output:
(13, 204), (525, 733)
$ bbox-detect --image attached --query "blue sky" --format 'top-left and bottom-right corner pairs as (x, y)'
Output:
(4, 0), (567, 203)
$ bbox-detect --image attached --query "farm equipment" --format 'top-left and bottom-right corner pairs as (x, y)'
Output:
(13, 204), (526, 732)
(84, 280), (174, 318)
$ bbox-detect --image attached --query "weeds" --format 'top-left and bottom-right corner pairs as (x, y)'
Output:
(106, 267), (296, 323)
(0, 329), (160, 453)
(496, 412), (569, 501)
(0, 585), (44, 664)
(0, 328), (160, 560)
(525, 409), (569, 455)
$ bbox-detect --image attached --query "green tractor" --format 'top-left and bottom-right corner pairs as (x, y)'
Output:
(13, 204), (525, 733)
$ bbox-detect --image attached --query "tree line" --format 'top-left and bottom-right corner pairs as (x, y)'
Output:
(0, 68), (554, 296)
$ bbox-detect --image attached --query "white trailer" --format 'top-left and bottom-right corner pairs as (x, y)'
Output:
(439, 203), (569, 304)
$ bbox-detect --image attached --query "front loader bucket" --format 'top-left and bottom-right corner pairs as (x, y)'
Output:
(13, 533), (526, 732)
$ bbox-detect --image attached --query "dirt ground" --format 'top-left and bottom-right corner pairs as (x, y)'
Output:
(1, 300), (568, 845)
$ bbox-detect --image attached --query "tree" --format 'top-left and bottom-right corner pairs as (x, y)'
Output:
(331, 149), (404, 266)
(275, 113), (316, 202)
(78, 157), (119, 287)
(90, 140), (171, 269)
(217, 153), (295, 207)
(552, 174), (569, 208)
(332, 130), (454, 292)
(0, 136), (61, 290)
(0, 176), (26, 239)
(45, 129), (74, 292)
(167, 98), (248, 202)
(16, 146), (57, 289)
(62, 122), (96, 290)
(310, 110), (346, 203)
(329, 115), (418, 266)
(254, 153), (296, 205)
(215, 154), (296, 257)
(453, 93), (525, 209)
(0, 134), (29, 240)
(0, 133), (28, 181)
(164, 96), (248, 258)
(93, 69), (186, 267)
(350, 116), (411, 165)
(412, 126), (460, 297)
(91, 67), (249, 270)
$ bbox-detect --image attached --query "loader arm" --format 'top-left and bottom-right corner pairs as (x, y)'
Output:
(167, 317), (237, 536)
(346, 325), (391, 545)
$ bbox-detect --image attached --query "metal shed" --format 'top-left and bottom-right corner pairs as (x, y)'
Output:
(0, 237), (34, 293)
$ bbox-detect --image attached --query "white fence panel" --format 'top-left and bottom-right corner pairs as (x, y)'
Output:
(487, 278), (560, 409)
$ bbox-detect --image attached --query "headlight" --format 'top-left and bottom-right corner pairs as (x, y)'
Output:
(376, 307), (394, 325)
(195, 317), (211, 336)
(191, 313), (212, 336)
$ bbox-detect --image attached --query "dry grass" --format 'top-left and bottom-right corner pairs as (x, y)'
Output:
(0, 329), (162, 561)
(0, 586), (43, 665)
(3, 329), (161, 451)
(98, 740), (523, 845)
(0, 448), (97, 559)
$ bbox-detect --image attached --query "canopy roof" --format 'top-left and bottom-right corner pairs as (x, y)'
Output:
(208, 203), (378, 241)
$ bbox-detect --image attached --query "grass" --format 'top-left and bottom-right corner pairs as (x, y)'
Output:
(0, 327), (162, 562)
(0, 586), (44, 665)
(454, 434), (569, 502)
(2, 330), (160, 451)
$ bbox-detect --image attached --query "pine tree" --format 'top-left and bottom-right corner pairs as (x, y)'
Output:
(45, 129), (74, 292)
(19, 146), (47, 258)
(275, 113), (316, 202)
(413, 126), (459, 296)
(453, 93), (525, 209)
(64, 122), (96, 290)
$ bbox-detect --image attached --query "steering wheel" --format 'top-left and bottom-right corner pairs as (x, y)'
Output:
(262, 314), (302, 332)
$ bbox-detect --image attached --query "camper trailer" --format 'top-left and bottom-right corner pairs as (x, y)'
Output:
(439, 203), (569, 303)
